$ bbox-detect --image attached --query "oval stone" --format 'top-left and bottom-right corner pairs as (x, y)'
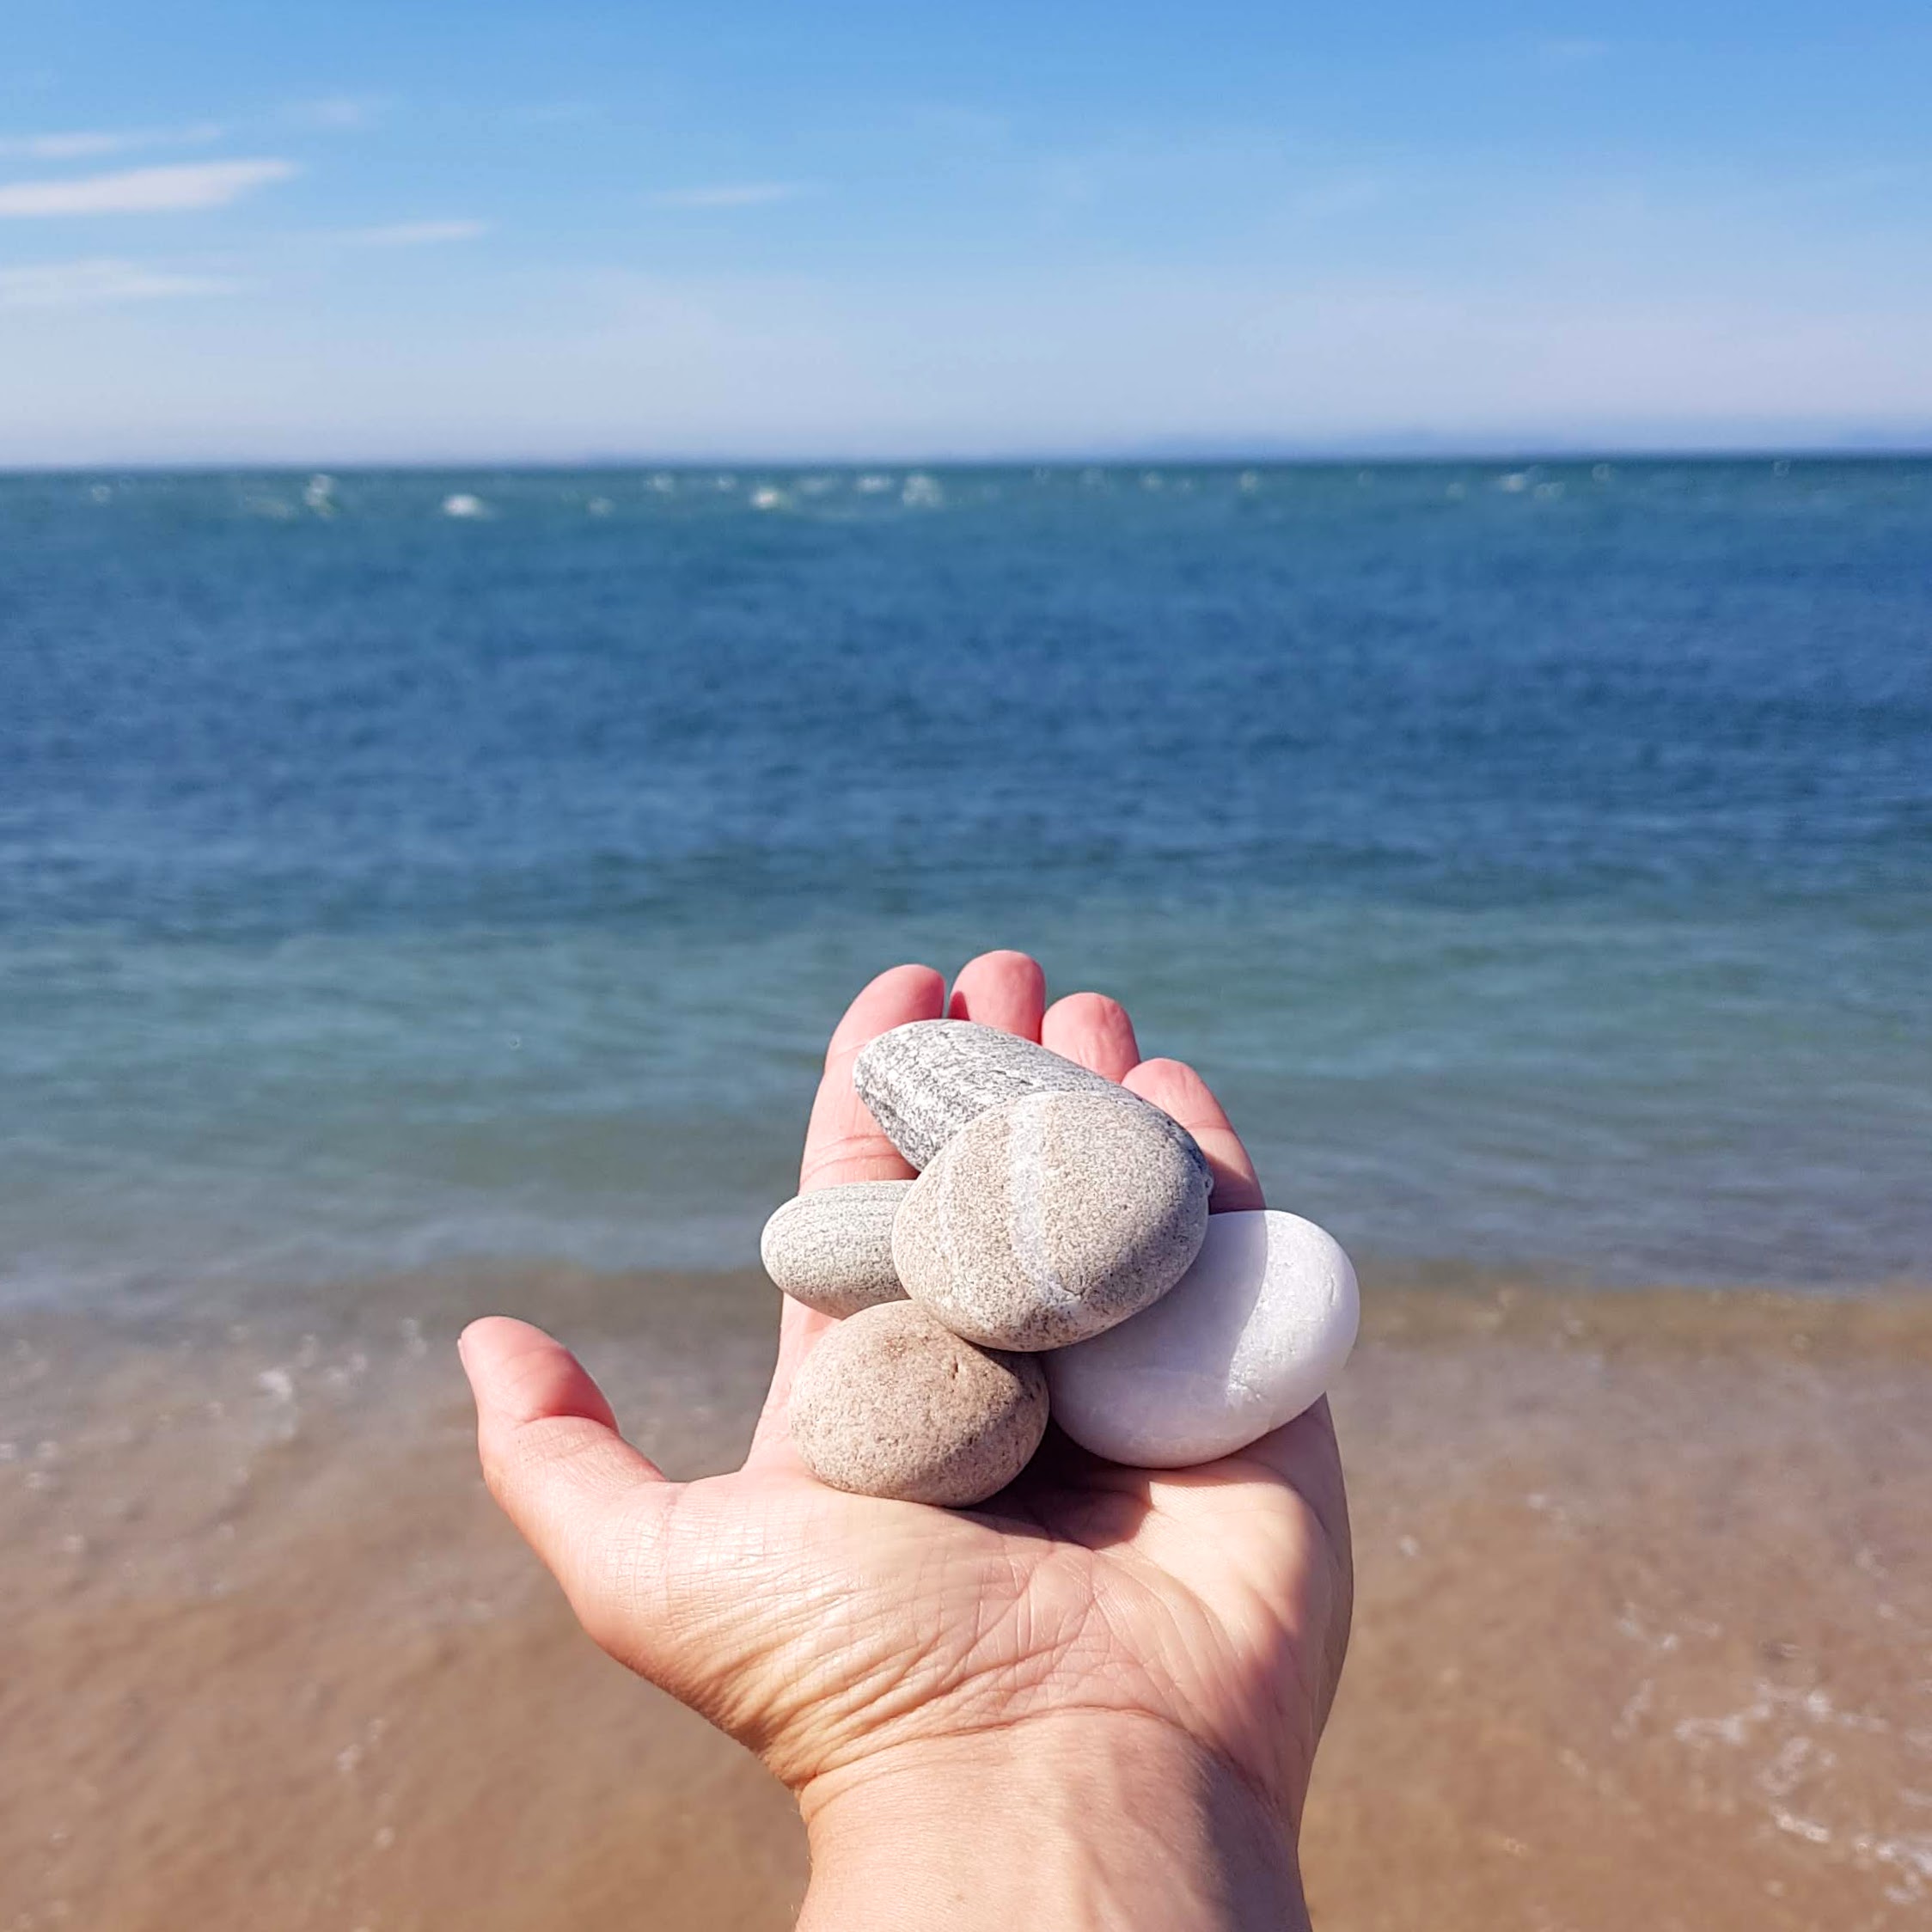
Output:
(1045, 1209), (1359, 1468)
(788, 1300), (1049, 1507)
(892, 1089), (1211, 1350)
(853, 1019), (1153, 1172)
(760, 1183), (911, 1318)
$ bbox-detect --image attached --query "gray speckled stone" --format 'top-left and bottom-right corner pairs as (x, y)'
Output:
(788, 1300), (1049, 1506)
(760, 1183), (911, 1317)
(854, 1019), (1176, 1173)
(892, 1090), (1211, 1350)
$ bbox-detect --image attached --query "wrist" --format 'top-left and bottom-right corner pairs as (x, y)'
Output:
(796, 1712), (1310, 1932)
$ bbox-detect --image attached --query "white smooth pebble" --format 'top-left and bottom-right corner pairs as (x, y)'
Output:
(1045, 1209), (1359, 1468)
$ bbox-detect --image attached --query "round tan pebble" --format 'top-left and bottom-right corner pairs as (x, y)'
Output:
(760, 1183), (911, 1317)
(788, 1300), (1049, 1507)
(892, 1089), (1210, 1350)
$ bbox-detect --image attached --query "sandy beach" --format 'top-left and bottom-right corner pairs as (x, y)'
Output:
(4, 1267), (1928, 1931)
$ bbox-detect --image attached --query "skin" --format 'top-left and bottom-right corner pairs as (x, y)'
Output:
(460, 950), (1353, 1929)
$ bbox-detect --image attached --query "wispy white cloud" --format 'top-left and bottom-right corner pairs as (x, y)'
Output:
(1538, 37), (1611, 66)
(648, 181), (813, 210)
(335, 219), (491, 247)
(0, 258), (237, 309)
(0, 121), (224, 161)
(283, 95), (385, 131)
(0, 158), (297, 217)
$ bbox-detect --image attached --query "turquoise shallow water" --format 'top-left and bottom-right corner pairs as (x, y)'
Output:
(2, 461), (1928, 1309)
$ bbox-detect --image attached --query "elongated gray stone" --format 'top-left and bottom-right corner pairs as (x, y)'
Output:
(1046, 1209), (1359, 1468)
(760, 1183), (911, 1317)
(789, 1300), (1049, 1506)
(892, 1090), (1211, 1350)
(853, 1018), (1208, 1179)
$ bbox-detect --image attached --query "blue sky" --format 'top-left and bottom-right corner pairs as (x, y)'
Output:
(2, 2), (1929, 462)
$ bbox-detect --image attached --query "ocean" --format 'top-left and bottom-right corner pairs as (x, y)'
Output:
(3, 459), (1928, 1312)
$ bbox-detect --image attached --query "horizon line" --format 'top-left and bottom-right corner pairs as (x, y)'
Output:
(5, 441), (1931, 476)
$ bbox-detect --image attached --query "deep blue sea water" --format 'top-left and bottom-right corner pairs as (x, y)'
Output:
(3, 461), (1928, 1311)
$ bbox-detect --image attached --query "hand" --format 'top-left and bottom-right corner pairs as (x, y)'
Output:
(460, 951), (1352, 1929)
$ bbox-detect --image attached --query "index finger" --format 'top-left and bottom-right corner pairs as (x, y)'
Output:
(754, 963), (947, 1464)
(798, 962), (947, 1191)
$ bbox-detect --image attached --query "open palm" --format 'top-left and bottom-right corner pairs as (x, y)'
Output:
(462, 951), (1352, 1847)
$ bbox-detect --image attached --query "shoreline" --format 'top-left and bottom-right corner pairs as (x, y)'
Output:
(9, 1249), (1929, 1346)
(5, 1268), (1929, 1929)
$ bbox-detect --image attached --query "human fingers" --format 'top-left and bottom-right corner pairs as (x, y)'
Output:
(798, 963), (946, 1191)
(947, 950), (1045, 1038)
(769, 963), (945, 1459)
(1041, 990), (1140, 1081)
(1121, 1056), (1267, 1212)
(459, 1317), (678, 1649)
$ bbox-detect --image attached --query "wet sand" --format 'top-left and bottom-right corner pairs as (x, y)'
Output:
(4, 1268), (1929, 1931)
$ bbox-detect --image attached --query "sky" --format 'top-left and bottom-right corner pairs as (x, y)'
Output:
(2, 2), (1929, 463)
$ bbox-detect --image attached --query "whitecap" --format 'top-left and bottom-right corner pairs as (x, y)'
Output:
(855, 473), (894, 494)
(901, 473), (943, 508)
(441, 493), (486, 518)
(586, 497), (613, 517)
(750, 486), (786, 511)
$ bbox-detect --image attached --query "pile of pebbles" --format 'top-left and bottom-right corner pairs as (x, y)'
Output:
(762, 1021), (1359, 1507)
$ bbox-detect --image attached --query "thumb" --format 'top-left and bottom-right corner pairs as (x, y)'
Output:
(459, 1317), (682, 1670)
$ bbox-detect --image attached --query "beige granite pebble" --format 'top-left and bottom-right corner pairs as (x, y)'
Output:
(892, 1089), (1210, 1350)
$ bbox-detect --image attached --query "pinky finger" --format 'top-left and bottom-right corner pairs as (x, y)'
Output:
(1121, 1057), (1266, 1213)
